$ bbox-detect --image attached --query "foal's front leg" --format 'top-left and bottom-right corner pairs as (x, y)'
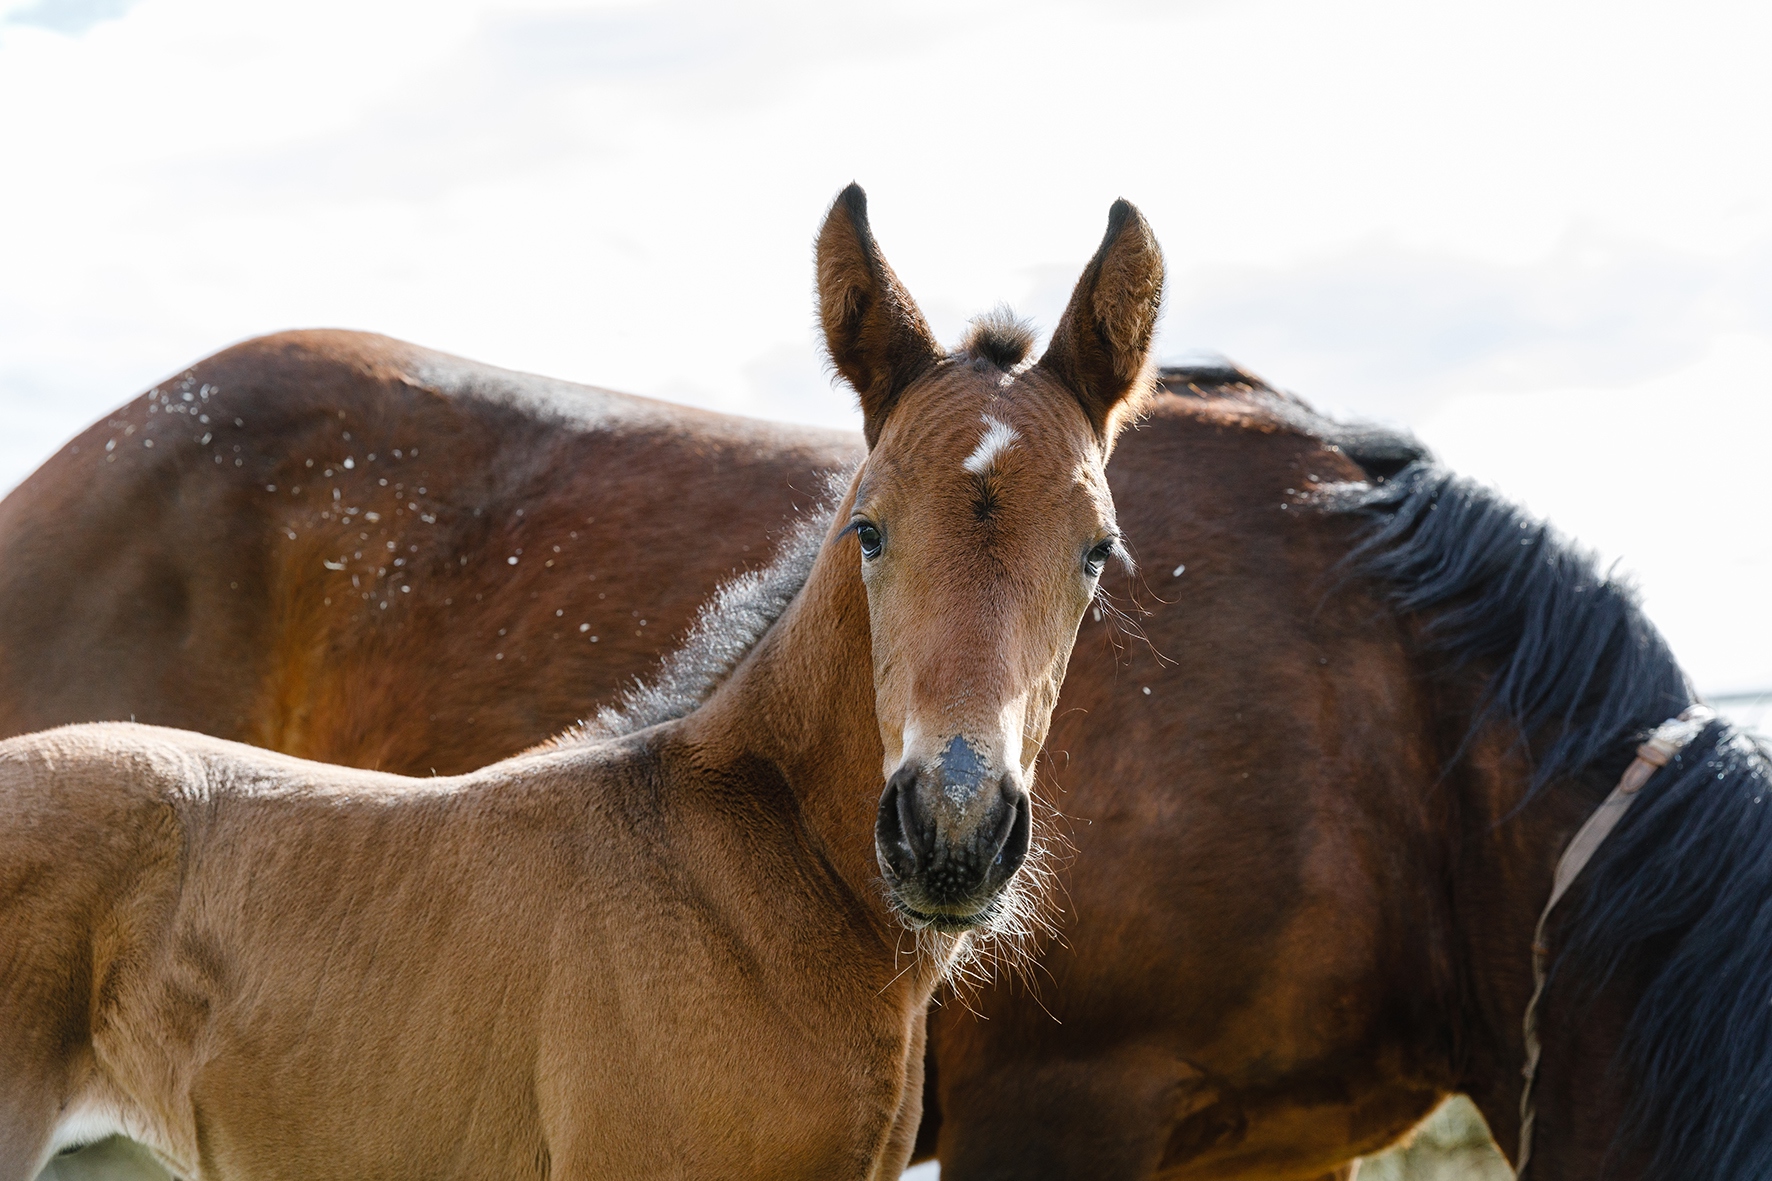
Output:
(0, 1083), (58, 1181)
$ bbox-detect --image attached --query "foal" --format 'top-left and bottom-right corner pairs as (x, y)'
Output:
(0, 186), (1162, 1181)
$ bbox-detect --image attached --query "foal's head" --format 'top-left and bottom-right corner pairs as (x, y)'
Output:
(817, 184), (1162, 931)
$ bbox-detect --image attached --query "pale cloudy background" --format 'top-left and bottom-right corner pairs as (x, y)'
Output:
(2, 0), (1770, 704)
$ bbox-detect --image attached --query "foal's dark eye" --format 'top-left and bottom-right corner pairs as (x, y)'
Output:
(1085, 538), (1117, 577)
(855, 522), (884, 560)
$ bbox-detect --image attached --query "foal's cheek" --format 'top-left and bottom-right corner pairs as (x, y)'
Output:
(1017, 586), (1088, 764)
(1019, 675), (1065, 770)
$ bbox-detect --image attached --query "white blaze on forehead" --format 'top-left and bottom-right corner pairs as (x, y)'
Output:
(962, 414), (1020, 475)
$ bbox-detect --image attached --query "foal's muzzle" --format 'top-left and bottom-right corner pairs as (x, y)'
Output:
(874, 755), (1032, 931)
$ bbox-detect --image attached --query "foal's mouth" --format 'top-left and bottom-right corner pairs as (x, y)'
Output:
(886, 890), (1006, 933)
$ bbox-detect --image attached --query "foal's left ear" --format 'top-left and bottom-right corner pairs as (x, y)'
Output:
(1037, 199), (1165, 447)
(817, 183), (944, 449)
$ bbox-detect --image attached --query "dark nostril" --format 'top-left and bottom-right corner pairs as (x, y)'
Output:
(875, 766), (927, 880)
(897, 772), (928, 858)
(993, 780), (1032, 876)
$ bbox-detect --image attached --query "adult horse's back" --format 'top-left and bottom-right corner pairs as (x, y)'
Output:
(0, 330), (859, 771)
(1, 344), (1464, 1178)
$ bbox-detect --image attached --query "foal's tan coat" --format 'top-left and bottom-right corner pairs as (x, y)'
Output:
(0, 187), (1162, 1180)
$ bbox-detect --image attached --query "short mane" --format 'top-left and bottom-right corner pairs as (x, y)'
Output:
(1335, 462), (1772, 1178)
(565, 469), (851, 742)
(557, 451), (1053, 981)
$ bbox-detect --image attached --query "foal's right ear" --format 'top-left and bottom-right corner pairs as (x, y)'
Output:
(817, 183), (943, 449)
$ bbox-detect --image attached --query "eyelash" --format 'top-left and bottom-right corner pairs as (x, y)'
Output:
(845, 520), (884, 560)
(1086, 537), (1120, 576)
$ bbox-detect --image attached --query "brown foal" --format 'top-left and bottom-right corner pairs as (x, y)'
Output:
(0, 186), (1163, 1180)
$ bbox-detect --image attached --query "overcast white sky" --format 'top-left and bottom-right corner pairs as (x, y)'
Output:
(2, 0), (1769, 696)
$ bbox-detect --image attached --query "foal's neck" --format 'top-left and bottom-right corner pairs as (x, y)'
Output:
(677, 513), (947, 987)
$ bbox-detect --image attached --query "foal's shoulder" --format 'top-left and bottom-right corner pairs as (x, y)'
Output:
(0, 723), (225, 838)
(0, 720), (206, 778)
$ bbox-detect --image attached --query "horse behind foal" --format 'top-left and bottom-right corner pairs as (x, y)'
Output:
(923, 416), (1772, 1180)
(0, 186), (1164, 1180)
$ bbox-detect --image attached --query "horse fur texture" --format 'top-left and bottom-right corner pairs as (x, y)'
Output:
(0, 188), (1163, 1181)
(572, 470), (849, 742)
(12, 336), (1772, 1180)
(1341, 466), (1692, 791)
(1341, 462), (1772, 1180)
(957, 307), (1037, 372)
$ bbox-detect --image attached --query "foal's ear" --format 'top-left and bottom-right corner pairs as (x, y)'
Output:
(1037, 199), (1165, 445)
(817, 183), (943, 448)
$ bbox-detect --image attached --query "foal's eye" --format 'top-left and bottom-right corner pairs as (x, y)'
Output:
(1085, 538), (1117, 577)
(855, 522), (884, 560)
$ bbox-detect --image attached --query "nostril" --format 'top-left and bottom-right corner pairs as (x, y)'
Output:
(989, 775), (1019, 841)
(875, 767), (927, 880)
(993, 783), (1032, 875)
(893, 767), (929, 858)
(990, 788), (1017, 848)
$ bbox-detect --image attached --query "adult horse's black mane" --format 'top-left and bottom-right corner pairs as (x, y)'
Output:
(1336, 459), (1772, 1179)
(1345, 465), (1691, 787)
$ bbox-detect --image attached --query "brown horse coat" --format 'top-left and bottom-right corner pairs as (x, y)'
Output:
(0, 189), (1167, 1180)
(6, 237), (1690, 1176)
(1, 332), (1472, 1178)
(0, 331), (859, 774)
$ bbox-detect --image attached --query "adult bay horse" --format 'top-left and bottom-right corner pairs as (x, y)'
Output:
(6, 254), (1771, 1177)
(0, 186), (1167, 1180)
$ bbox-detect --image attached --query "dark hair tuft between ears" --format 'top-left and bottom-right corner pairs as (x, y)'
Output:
(958, 306), (1037, 371)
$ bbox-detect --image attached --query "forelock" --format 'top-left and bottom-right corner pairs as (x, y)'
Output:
(957, 306), (1037, 371)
